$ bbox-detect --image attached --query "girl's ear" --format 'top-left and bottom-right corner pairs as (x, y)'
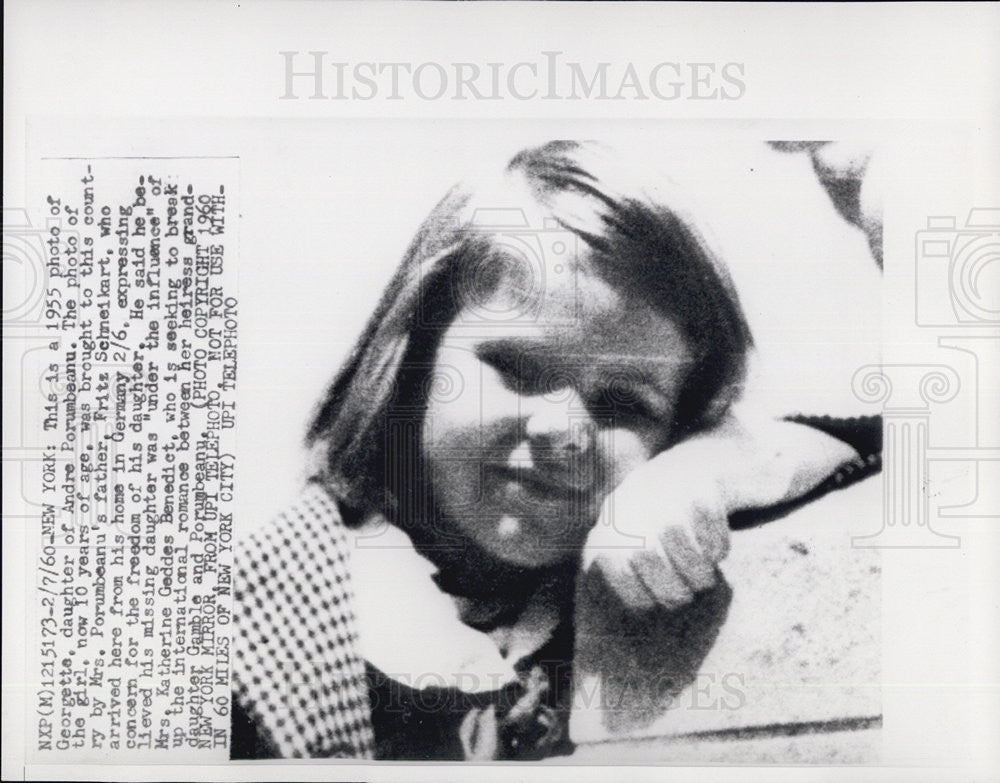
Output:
(683, 362), (749, 439)
(700, 382), (744, 429)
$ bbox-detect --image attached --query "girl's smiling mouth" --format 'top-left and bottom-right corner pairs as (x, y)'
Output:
(489, 463), (584, 502)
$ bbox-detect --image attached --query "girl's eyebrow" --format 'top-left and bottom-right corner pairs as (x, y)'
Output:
(598, 370), (668, 412)
(473, 338), (537, 362)
(592, 354), (687, 408)
(475, 339), (678, 410)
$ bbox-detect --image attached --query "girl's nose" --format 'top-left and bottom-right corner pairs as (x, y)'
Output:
(522, 390), (592, 455)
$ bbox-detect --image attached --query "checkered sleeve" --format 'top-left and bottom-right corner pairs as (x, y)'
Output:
(232, 483), (375, 758)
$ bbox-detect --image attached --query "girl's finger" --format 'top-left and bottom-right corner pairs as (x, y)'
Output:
(629, 547), (692, 609)
(594, 551), (658, 611)
(691, 504), (730, 563)
(660, 525), (718, 592)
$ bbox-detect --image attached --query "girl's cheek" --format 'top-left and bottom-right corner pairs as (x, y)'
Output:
(601, 427), (654, 491)
(426, 383), (519, 450)
(478, 378), (523, 424)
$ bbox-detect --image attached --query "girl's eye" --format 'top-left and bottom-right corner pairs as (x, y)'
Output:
(589, 387), (658, 424)
(479, 348), (543, 394)
(615, 399), (657, 423)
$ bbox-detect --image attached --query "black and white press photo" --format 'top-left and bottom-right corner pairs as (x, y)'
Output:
(229, 134), (884, 762)
(5, 3), (998, 781)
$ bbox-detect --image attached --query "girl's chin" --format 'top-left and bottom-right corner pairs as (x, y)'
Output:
(483, 514), (589, 567)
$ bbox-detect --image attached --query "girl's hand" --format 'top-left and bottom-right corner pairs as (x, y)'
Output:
(581, 413), (860, 611)
(582, 437), (732, 611)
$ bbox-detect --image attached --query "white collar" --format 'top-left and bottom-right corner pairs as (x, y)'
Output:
(348, 515), (561, 694)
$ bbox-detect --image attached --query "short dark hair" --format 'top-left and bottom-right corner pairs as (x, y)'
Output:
(307, 141), (752, 523)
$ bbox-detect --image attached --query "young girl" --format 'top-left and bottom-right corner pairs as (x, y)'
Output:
(230, 141), (880, 761)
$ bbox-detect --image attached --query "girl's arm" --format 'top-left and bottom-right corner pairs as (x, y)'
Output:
(706, 412), (862, 513)
(582, 411), (861, 611)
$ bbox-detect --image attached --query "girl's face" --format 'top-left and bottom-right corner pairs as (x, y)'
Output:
(421, 254), (693, 567)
